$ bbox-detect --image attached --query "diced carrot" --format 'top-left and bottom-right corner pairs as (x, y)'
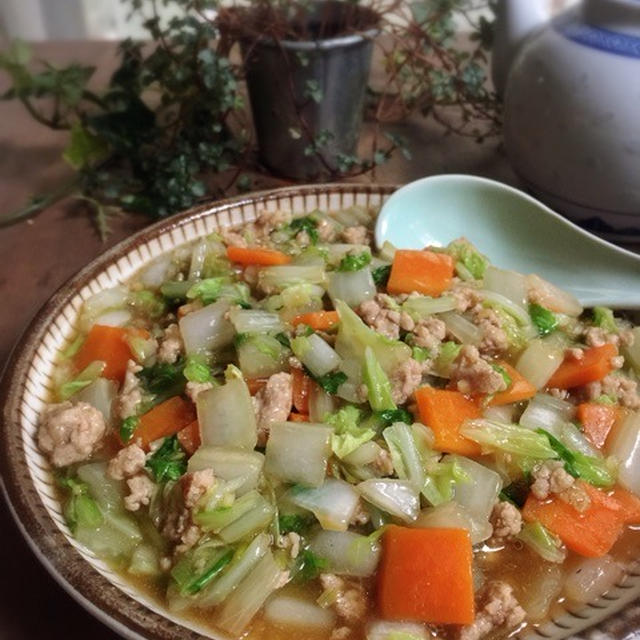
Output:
(292, 368), (311, 414)
(415, 387), (481, 456)
(577, 402), (621, 449)
(489, 362), (537, 406)
(547, 344), (618, 389)
(74, 325), (143, 382)
(522, 481), (624, 557)
(133, 396), (197, 450)
(609, 486), (640, 524)
(177, 419), (201, 455)
(226, 246), (291, 266)
(386, 250), (454, 297)
(378, 525), (474, 625)
(246, 378), (267, 395)
(288, 412), (310, 422)
(291, 310), (340, 331)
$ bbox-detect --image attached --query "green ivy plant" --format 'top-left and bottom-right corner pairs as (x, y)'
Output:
(0, 0), (499, 237)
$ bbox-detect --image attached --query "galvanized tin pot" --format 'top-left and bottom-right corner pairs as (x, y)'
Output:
(241, 2), (379, 180)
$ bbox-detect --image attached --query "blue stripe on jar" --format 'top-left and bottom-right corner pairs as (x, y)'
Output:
(553, 12), (640, 59)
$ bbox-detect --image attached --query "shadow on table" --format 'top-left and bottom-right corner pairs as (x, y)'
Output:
(0, 497), (116, 639)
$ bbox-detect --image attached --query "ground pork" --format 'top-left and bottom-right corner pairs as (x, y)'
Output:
(372, 448), (394, 476)
(449, 345), (507, 396)
(157, 323), (184, 364)
(411, 316), (447, 353)
(38, 401), (106, 467)
(458, 581), (526, 640)
(220, 228), (248, 248)
(124, 474), (155, 511)
(389, 358), (424, 405)
(254, 209), (292, 240)
(277, 532), (301, 559)
(116, 359), (143, 420)
(530, 460), (591, 512)
(582, 374), (640, 410)
(183, 469), (215, 508)
(340, 225), (370, 245)
(451, 285), (483, 313)
(548, 387), (570, 400)
(317, 217), (338, 242)
(584, 326), (634, 349)
(489, 501), (522, 543)
(185, 381), (214, 403)
(252, 372), (293, 446)
(107, 443), (146, 480)
(357, 296), (402, 340)
(320, 574), (367, 626)
(474, 308), (509, 356)
(161, 470), (216, 553)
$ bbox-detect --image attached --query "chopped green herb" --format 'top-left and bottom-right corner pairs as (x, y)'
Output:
(305, 368), (347, 395)
(337, 251), (372, 272)
(278, 513), (314, 535)
(499, 480), (529, 508)
(146, 435), (186, 483)
(372, 264), (391, 287)
(295, 549), (329, 582)
(592, 307), (618, 333)
(183, 355), (213, 383)
(529, 303), (558, 337)
(288, 216), (319, 245)
(274, 332), (291, 349)
(595, 394), (617, 405)
(120, 416), (139, 444)
(377, 408), (414, 426)
(234, 332), (251, 347)
(139, 358), (186, 398)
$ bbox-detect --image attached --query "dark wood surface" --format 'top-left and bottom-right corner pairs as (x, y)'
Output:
(0, 40), (520, 639)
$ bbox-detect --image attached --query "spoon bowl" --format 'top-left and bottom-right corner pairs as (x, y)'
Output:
(375, 174), (640, 309)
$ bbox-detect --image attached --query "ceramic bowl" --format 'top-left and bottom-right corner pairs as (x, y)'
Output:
(2, 183), (640, 640)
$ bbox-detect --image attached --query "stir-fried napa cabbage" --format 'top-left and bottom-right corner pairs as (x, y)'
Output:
(40, 205), (640, 640)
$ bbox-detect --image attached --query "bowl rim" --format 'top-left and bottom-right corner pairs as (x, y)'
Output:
(0, 182), (396, 640)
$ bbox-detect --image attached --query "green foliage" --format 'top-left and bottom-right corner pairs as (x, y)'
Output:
(0, 0), (500, 234)
(120, 416), (139, 443)
(306, 368), (347, 395)
(337, 251), (372, 272)
(294, 549), (329, 582)
(139, 358), (186, 399)
(278, 513), (314, 535)
(372, 264), (391, 287)
(146, 435), (187, 483)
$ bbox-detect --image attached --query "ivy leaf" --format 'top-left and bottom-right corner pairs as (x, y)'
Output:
(63, 122), (109, 169)
(303, 79), (323, 103)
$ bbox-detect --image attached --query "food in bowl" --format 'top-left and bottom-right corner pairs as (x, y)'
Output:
(37, 204), (640, 640)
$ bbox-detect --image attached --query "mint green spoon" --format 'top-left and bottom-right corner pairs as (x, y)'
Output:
(375, 175), (640, 309)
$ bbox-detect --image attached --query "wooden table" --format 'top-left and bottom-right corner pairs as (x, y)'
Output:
(0, 41), (519, 639)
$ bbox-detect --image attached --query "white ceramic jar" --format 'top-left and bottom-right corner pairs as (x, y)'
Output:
(494, 0), (640, 240)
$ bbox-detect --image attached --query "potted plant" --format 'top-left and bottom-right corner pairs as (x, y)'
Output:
(218, 0), (380, 180)
(0, 0), (500, 234)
